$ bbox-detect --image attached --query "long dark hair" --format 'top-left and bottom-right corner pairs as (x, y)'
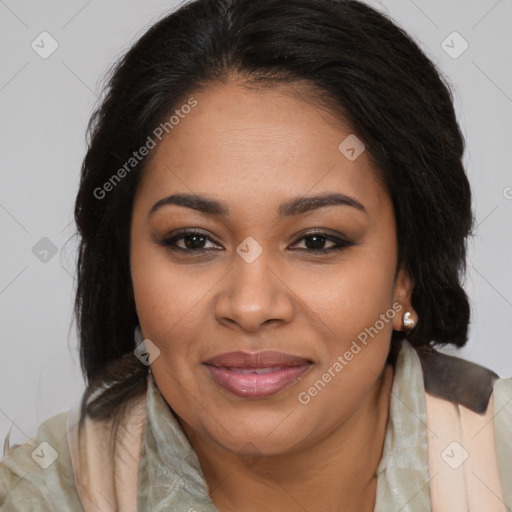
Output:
(74, 0), (473, 430)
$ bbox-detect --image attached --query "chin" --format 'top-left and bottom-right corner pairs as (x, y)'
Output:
(196, 407), (312, 457)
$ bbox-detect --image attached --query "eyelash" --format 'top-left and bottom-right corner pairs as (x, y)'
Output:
(159, 229), (355, 255)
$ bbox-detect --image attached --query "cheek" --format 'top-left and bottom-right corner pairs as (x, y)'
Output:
(132, 271), (197, 345)
(335, 224), (398, 345)
(288, 252), (396, 343)
(130, 235), (199, 359)
(340, 262), (396, 340)
(288, 247), (397, 403)
(292, 272), (396, 436)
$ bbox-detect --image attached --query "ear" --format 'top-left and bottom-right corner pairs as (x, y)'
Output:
(392, 267), (417, 331)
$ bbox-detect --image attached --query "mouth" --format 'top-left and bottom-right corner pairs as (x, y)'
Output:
(203, 350), (313, 399)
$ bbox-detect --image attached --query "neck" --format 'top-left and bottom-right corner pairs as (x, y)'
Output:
(181, 364), (394, 512)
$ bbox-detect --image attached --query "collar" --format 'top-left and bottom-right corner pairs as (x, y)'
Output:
(137, 370), (219, 511)
(375, 339), (431, 511)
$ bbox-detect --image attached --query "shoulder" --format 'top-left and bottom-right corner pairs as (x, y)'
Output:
(414, 345), (512, 506)
(414, 345), (500, 413)
(0, 410), (83, 511)
(492, 376), (512, 505)
(493, 376), (512, 442)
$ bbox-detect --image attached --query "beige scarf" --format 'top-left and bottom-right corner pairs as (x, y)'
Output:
(66, 377), (506, 511)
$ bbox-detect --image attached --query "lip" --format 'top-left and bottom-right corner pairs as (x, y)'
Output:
(203, 350), (313, 399)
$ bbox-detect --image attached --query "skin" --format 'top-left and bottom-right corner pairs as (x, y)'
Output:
(130, 79), (417, 512)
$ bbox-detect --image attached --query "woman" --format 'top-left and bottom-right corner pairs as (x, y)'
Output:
(1, 0), (510, 510)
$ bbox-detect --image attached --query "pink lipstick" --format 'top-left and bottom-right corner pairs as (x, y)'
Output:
(203, 350), (312, 398)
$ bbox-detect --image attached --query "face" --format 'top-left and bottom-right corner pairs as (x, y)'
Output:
(130, 80), (413, 457)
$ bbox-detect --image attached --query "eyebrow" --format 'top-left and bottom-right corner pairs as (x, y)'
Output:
(148, 192), (367, 219)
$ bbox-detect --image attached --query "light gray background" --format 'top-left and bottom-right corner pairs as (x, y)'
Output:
(1, 0), (511, 448)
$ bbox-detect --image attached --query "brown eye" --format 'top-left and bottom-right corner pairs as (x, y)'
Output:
(178, 233), (208, 250)
(290, 232), (355, 254)
(301, 235), (335, 251)
(160, 230), (222, 252)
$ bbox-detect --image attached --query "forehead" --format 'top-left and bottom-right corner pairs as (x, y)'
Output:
(136, 81), (390, 220)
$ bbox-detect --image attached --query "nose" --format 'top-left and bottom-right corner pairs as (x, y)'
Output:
(214, 250), (295, 333)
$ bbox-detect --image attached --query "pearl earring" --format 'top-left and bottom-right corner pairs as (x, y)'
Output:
(403, 311), (415, 329)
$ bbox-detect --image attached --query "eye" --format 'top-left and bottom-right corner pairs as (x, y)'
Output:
(160, 230), (222, 252)
(158, 229), (355, 255)
(289, 232), (355, 254)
